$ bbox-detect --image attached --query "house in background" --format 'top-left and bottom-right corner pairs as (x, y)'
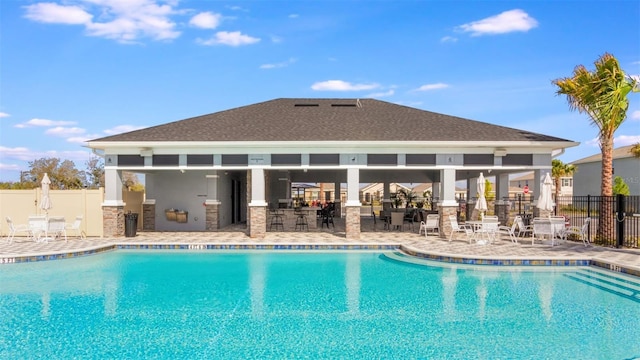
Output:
(571, 145), (640, 196)
(509, 172), (574, 197)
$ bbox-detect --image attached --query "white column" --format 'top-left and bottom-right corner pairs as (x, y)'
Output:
(496, 174), (509, 202)
(383, 182), (391, 201)
(206, 173), (221, 206)
(250, 168), (267, 207)
(533, 169), (542, 203)
(440, 169), (457, 207)
(103, 168), (124, 206)
(345, 168), (361, 206)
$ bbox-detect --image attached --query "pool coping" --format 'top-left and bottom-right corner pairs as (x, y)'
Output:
(1, 241), (639, 279)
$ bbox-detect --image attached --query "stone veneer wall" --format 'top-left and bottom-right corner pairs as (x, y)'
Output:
(439, 206), (458, 238)
(249, 206), (266, 238)
(142, 203), (155, 231)
(345, 206), (361, 240)
(495, 203), (510, 226)
(206, 203), (220, 231)
(103, 205), (125, 237)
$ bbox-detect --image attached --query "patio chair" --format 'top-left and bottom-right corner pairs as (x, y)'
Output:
(389, 211), (405, 231)
(5, 217), (32, 244)
(448, 215), (474, 243)
(419, 214), (440, 237)
(515, 216), (534, 238)
(532, 218), (555, 245)
(44, 217), (67, 243)
(28, 215), (48, 242)
(563, 217), (591, 247)
(403, 209), (417, 232)
(475, 218), (499, 244)
(498, 219), (519, 243)
(66, 215), (86, 240)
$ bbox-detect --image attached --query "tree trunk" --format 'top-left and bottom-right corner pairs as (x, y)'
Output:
(598, 136), (615, 243)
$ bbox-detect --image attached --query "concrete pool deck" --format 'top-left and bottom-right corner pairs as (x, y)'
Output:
(2, 221), (639, 277)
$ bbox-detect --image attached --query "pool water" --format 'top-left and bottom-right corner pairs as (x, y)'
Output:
(1, 251), (639, 359)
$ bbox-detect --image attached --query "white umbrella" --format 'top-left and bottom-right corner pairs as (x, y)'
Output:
(40, 173), (52, 216)
(536, 172), (554, 212)
(474, 172), (488, 216)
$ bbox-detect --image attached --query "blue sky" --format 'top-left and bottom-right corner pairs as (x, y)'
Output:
(1, 0), (639, 182)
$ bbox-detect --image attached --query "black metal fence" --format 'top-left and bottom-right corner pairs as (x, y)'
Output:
(555, 195), (639, 248)
(465, 194), (640, 248)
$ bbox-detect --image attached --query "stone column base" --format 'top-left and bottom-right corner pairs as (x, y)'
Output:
(345, 206), (361, 240)
(495, 203), (510, 225)
(142, 203), (156, 231)
(439, 206), (458, 238)
(103, 205), (125, 237)
(249, 206), (266, 238)
(206, 202), (220, 231)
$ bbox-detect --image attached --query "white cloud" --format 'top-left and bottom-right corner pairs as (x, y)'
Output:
(457, 9), (538, 36)
(24, 0), (180, 43)
(270, 35), (283, 43)
(311, 80), (380, 91)
(289, 14), (299, 19)
(24, 2), (93, 24)
(415, 83), (450, 91)
(0, 163), (22, 171)
(366, 89), (395, 98)
(45, 126), (86, 137)
(14, 118), (77, 128)
(196, 31), (260, 46)
(615, 134), (640, 147)
(0, 146), (34, 161)
(103, 124), (146, 135)
(0, 112), (10, 118)
(440, 36), (458, 43)
(260, 58), (297, 69)
(631, 110), (640, 121)
(189, 11), (222, 29)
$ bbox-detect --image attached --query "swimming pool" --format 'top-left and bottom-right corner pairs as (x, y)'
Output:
(1, 251), (639, 359)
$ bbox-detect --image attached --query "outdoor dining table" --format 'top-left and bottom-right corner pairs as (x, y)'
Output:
(465, 220), (499, 245)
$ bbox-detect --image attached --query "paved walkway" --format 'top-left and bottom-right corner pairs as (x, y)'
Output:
(2, 219), (639, 277)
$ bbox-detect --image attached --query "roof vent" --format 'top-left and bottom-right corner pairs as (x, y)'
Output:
(294, 103), (319, 107)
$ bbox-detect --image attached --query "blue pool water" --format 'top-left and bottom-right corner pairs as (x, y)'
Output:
(1, 251), (639, 359)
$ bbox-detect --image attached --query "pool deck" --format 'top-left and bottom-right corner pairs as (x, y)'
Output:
(2, 221), (639, 277)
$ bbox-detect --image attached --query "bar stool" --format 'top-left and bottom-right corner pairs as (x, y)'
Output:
(269, 209), (284, 231)
(321, 209), (335, 229)
(294, 209), (308, 231)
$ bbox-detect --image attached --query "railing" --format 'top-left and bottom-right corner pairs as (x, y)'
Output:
(555, 195), (639, 248)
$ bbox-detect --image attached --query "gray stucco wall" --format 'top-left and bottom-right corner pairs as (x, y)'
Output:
(573, 157), (640, 196)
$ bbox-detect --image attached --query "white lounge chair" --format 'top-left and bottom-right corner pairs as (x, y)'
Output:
(448, 215), (474, 243)
(66, 216), (86, 239)
(419, 214), (440, 237)
(563, 217), (591, 247)
(5, 217), (32, 244)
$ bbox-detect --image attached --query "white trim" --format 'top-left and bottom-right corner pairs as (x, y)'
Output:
(102, 200), (126, 207)
(249, 201), (268, 207)
(142, 199), (156, 205)
(205, 200), (221, 205)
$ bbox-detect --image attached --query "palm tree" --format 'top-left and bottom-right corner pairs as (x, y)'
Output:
(552, 53), (638, 241)
(551, 159), (575, 203)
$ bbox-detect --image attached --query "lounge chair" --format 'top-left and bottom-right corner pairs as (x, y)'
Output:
(419, 214), (440, 237)
(5, 217), (31, 244)
(475, 218), (499, 244)
(532, 218), (555, 245)
(563, 217), (591, 247)
(448, 215), (474, 243)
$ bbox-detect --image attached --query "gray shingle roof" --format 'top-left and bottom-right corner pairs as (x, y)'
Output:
(90, 98), (572, 143)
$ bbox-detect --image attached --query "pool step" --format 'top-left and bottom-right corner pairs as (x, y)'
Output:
(566, 267), (640, 302)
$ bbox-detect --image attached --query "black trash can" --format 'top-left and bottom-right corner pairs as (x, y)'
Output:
(125, 211), (138, 237)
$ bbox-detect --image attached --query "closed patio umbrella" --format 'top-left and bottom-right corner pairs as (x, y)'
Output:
(536, 172), (554, 212)
(40, 173), (52, 216)
(474, 172), (488, 217)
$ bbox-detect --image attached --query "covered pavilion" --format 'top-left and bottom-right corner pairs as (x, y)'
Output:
(86, 98), (578, 239)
